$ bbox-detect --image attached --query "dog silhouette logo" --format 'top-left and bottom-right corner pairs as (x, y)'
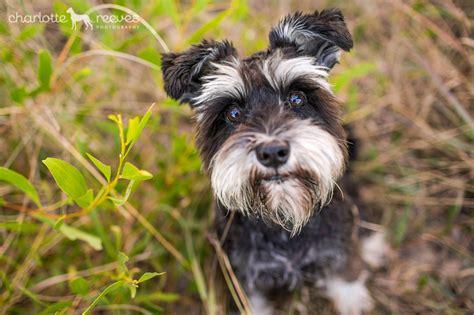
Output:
(66, 8), (93, 30)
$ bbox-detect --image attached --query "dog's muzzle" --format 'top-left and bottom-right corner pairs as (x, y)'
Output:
(209, 119), (345, 235)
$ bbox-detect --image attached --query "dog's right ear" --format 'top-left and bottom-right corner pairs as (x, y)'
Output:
(161, 40), (237, 103)
(269, 9), (353, 69)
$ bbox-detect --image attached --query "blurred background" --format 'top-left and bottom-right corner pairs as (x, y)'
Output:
(0, 0), (472, 314)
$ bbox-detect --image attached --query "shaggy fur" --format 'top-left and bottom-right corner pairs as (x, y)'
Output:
(161, 9), (385, 314)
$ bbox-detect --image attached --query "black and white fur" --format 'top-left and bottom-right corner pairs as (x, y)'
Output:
(161, 9), (386, 314)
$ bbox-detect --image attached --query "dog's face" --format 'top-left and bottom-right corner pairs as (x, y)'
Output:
(162, 9), (353, 234)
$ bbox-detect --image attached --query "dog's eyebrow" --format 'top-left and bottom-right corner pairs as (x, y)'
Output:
(260, 53), (331, 92)
(192, 58), (245, 107)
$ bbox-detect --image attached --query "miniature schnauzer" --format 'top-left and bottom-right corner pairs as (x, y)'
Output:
(161, 9), (386, 315)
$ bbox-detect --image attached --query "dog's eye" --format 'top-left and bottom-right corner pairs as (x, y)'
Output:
(225, 105), (242, 123)
(287, 91), (306, 108)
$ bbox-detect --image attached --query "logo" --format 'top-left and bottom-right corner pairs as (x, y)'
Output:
(66, 8), (93, 30)
(7, 7), (140, 31)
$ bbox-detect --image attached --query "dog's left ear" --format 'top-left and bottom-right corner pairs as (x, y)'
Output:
(269, 9), (353, 70)
(161, 40), (237, 104)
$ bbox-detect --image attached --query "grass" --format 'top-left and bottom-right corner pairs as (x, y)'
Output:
(0, 0), (472, 314)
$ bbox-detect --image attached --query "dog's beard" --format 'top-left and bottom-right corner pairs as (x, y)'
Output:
(209, 119), (345, 235)
(255, 173), (319, 235)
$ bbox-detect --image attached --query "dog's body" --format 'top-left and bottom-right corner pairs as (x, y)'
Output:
(216, 182), (376, 314)
(162, 9), (385, 314)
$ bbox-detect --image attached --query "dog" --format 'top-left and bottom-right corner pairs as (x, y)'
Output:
(161, 9), (386, 315)
(66, 8), (93, 30)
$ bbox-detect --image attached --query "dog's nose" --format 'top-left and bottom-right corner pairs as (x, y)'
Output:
(256, 141), (290, 168)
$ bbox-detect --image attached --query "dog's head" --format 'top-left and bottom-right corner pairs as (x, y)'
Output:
(161, 9), (353, 235)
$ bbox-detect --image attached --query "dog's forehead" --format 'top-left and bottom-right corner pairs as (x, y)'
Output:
(256, 51), (330, 91)
(193, 50), (331, 108)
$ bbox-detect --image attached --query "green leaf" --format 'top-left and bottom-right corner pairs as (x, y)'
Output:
(138, 47), (161, 67)
(38, 49), (53, 91)
(128, 284), (137, 299)
(53, 1), (72, 36)
(31, 214), (102, 250)
(107, 180), (136, 206)
(110, 226), (122, 252)
(59, 224), (102, 251)
(393, 206), (409, 246)
(138, 291), (180, 302)
(0, 21), (8, 35)
(155, 0), (180, 28)
(86, 153), (111, 182)
(43, 158), (88, 206)
(53, 216), (65, 231)
(232, 0), (249, 20)
(0, 167), (42, 207)
(82, 281), (124, 315)
(332, 62), (377, 93)
(137, 272), (164, 283)
(107, 196), (125, 206)
(73, 67), (92, 80)
(11, 86), (27, 103)
(186, 10), (231, 44)
(76, 189), (94, 208)
(126, 104), (154, 151)
(189, 0), (209, 17)
(107, 114), (119, 123)
(17, 24), (44, 41)
(118, 252), (129, 272)
(126, 116), (140, 145)
(121, 163), (152, 181)
(90, 210), (116, 258)
(69, 277), (89, 296)
(39, 300), (72, 315)
(0, 221), (40, 234)
(18, 286), (45, 307)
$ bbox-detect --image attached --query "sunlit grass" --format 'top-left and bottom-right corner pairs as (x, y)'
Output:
(0, 0), (472, 314)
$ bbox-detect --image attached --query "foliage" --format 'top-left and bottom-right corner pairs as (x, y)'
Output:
(0, 0), (472, 314)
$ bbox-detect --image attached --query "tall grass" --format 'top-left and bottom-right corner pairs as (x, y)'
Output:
(0, 0), (472, 314)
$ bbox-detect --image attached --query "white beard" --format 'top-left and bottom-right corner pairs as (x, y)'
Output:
(210, 119), (345, 235)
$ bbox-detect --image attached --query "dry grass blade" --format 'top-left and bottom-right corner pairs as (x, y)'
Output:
(0, 0), (472, 313)
(208, 233), (252, 314)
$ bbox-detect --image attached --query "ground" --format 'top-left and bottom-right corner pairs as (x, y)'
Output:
(0, 0), (472, 314)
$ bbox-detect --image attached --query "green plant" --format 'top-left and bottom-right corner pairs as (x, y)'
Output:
(0, 0), (471, 314)
(0, 105), (163, 313)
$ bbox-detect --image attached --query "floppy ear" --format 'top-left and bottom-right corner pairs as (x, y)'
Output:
(269, 9), (353, 69)
(161, 40), (237, 103)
